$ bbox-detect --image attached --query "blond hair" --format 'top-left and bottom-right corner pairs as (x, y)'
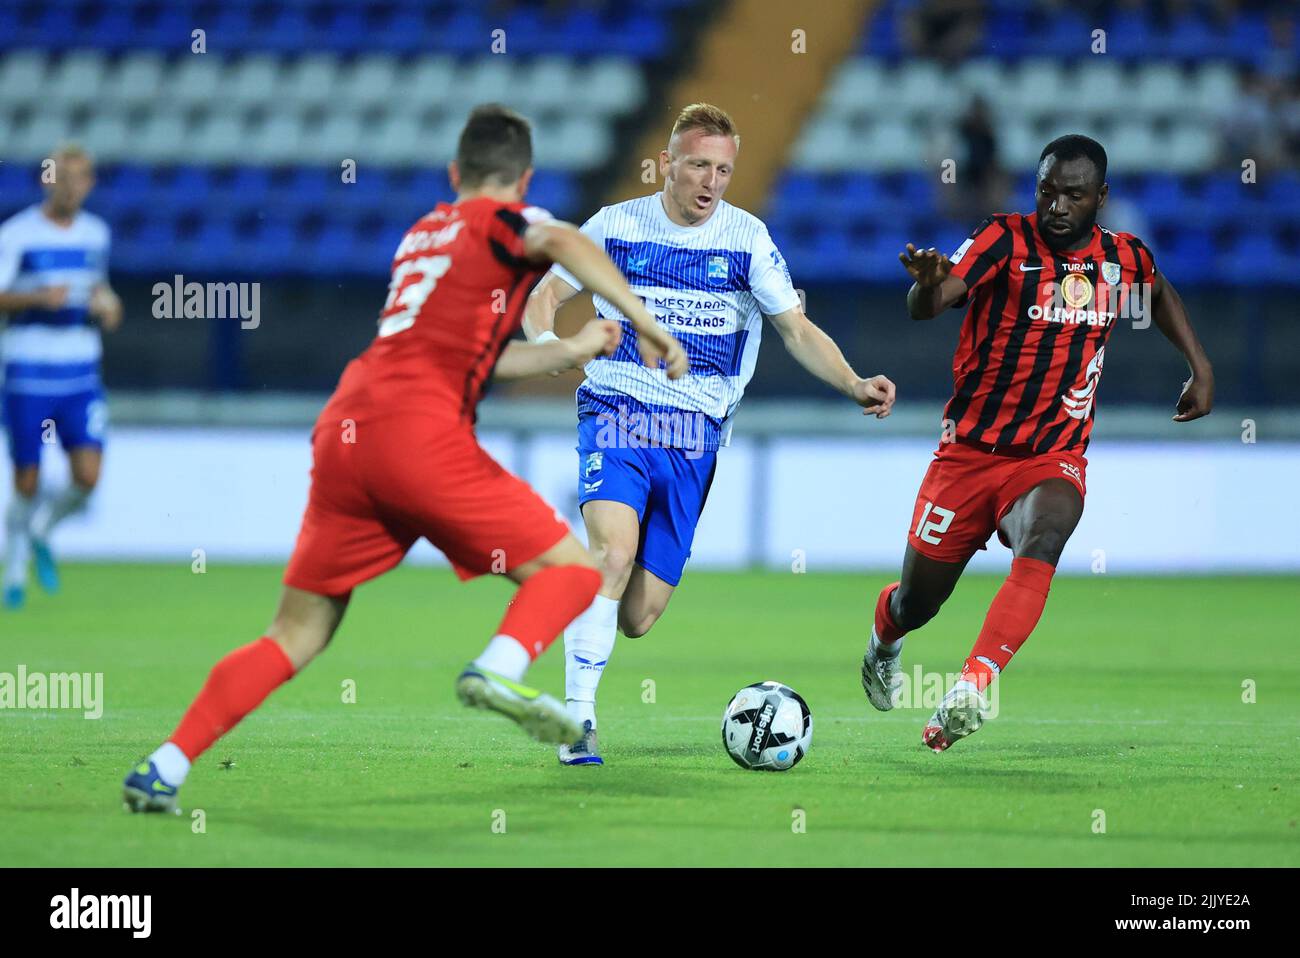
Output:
(51, 142), (93, 165)
(669, 103), (740, 149)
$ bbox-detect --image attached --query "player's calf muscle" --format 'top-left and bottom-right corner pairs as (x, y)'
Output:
(13, 466), (39, 498)
(892, 581), (952, 631)
(264, 587), (347, 669)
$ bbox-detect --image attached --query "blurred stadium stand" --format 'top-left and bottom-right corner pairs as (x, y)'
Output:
(0, 0), (1296, 411)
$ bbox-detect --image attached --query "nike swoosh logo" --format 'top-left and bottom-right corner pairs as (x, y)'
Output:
(1000, 644), (1015, 654)
(1019, 264), (1045, 271)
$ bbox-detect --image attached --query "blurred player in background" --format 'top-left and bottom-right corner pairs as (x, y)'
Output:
(525, 103), (896, 766)
(0, 144), (123, 610)
(122, 104), (687, 812)
(862, 135), (1214, 751)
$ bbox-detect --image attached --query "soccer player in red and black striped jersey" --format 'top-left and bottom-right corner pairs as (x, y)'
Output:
(860, 135), (1215, 751)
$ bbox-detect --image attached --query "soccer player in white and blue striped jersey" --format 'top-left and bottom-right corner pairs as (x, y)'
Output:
(0, 145), (122, 609)
(524, 104), (896, 764)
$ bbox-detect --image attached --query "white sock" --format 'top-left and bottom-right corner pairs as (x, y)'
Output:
(869, 627), (904, 659)
(950, 678), (982, 698)
(3, 494), (34, 588)
(473, 634), (531, 683)
(564, 594), (618, 728)
(149, 742), (191, 786)
(30, 482), (91, 540)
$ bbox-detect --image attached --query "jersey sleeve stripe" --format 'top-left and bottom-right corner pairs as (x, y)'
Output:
(488, 237), (529, 271)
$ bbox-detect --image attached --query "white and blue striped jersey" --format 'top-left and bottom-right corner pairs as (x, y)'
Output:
(550, 193), (800, 451)
(0, 204), (110, 396)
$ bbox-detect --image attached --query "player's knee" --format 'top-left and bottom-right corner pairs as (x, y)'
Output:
(892, 588), (943, 631)
(70, 465), (99, 490)
(592, 542), (636, 586)
(1016, 521), (1071, 564)
(619, 605), (662, 639)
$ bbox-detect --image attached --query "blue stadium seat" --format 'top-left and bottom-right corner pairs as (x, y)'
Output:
(1164, 15), (1219, 60)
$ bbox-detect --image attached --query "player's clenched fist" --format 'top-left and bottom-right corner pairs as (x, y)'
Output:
(636, 323), (689, 380)
(1173, 372), (1214, 423)
(567, 318), (621, 365)
(899, 243), (952, 287)
(853, 374), (896, 418)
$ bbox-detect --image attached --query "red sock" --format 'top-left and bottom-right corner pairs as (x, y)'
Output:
(961, 557), (1055, 691)
(498, 564), (602, 660)
(874, 580), (904, 644)
(168, 637), (295, 761)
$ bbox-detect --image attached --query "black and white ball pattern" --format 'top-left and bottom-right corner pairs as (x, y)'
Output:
(721, 680), (813, 771)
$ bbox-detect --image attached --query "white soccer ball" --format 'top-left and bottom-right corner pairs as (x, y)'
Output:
(721, 681), (813, 771)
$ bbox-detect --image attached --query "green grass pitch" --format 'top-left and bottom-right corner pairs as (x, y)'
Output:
(1, 563), (1297, 867)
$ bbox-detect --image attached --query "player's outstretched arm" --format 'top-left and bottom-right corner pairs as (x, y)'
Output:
(522, 221), (688, 379)
(900, 243), (968, 321)
(493, 319), (621, 381)
(767, 306), (896, 418)
(1149, 273), (1214, 422)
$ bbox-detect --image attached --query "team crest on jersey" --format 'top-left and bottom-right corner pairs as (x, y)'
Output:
(707, 255), (729, 285)
(1060, 272), (1093, 308)
(1101, 261), (1121, 286)
(583, 451), (603, 479)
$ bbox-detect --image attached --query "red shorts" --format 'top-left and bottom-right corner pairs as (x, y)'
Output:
(283, 415), (570, 597)
(906, 440), (1087, 563)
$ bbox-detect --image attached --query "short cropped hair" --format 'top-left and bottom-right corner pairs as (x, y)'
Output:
(670, 103), (740, 148)
(51, 142), (93, 165)
(455, 104), (533, 188)
(1039, 134), (1107, 186)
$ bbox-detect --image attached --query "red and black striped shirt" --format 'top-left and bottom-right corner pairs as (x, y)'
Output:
(943, 212), (1157, 454)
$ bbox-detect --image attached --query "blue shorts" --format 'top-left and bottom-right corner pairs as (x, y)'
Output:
(576, 412), (717, 587)
(2, 387), (108, 469)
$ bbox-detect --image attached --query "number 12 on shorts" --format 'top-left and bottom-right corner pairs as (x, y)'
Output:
(915, 501), (955, 545)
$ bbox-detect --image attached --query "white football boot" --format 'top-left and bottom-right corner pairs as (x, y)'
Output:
(860, 628), (904, 711)
(922, 683), (989, 752)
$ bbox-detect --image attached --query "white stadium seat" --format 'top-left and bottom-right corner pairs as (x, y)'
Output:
(454, 59), (513, 106)
(249, 112), (304, 165)
(227, 55), (285, 107)
(78, 110), (132, 163)
(133, 110), (191, 164)
(104, 54), (169, 109)
(280, 54), (342, 110)
(188, 110), (250, 164)
(1129, 63), (1187, 120)
(515, 57), (578, 114)
(0, 52), (50, 108)
(45, 52), (111, 110)
(824, 59), (888, 117)
(1010, 60), (1067, 117)
(1165, 123), (1218, 172)
(405, 56), (458, 110)
(336, 56), (399, 110)
(9, 106), (76, 160)
(1187, 62), (1240, 119)
(167, 55), (228, 109)
(304, 112), (366, 166)
(573, 58), (644, 116)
